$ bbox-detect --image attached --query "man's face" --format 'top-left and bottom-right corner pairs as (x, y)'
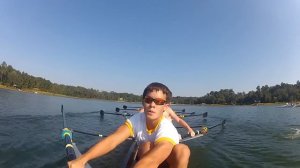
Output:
(143, 90), (167, 121)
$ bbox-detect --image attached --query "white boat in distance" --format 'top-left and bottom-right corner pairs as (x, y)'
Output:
(277, 103), (299, 108)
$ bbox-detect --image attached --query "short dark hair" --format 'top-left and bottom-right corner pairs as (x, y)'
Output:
(142, 82), (172, 103)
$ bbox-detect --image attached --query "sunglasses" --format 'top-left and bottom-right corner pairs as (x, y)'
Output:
(144, 97), (166, 105)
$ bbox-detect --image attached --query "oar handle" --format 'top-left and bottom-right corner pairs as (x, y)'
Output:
(181, 127), (207, 139)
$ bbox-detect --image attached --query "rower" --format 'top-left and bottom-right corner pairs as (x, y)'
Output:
(68, 82), (191, 168)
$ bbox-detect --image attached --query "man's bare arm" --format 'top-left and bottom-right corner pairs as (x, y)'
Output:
(68, 124), (131, 168)
(166, 107), (195, 136)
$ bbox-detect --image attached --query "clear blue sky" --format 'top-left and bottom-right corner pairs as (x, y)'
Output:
(1, 0), (299, 96)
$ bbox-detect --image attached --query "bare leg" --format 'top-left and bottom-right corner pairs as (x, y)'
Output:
(166, 144), (190, 168)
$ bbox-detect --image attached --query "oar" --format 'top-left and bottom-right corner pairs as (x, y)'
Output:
(73, 129), (108, 137)
(116, 107), (138, 112)
(180, 119), (226, 142)
(73, 129), (134, 140)
(176, 111), (195, 115)
(178, 112), (208, 118)
(174, 109), (186, 113)
(123, 105), (141, 110)
(175, 125), (204, 129)
(100, 110), (133, 117)
(207, 119), (226, 130)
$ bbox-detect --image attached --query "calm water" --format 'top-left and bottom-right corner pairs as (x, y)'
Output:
(0, 89), (300, 168)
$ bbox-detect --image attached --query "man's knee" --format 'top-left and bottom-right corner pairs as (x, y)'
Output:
(166, 144), (190, 168)
(182, 145), (190, 157)
(169, 144), (191, 161)
(174, 144), (190, 157)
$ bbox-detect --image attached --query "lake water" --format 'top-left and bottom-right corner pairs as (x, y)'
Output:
(1, 89), (300, 168)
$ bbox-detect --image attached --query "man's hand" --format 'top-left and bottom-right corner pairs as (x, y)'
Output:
(188, 130), (196, 137)
(67, 157), (86, 168)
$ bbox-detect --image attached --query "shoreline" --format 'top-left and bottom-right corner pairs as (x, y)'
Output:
(0, 84), (135, 103)
(0, 84), (83, 99)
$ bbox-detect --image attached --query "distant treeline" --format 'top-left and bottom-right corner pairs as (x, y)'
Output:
(172, 82), (300, 105)
(0, 62), (141, 102)
(1, 61), (300, 105)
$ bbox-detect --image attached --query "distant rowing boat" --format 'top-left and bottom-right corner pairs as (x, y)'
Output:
(277, 103), (298, 108)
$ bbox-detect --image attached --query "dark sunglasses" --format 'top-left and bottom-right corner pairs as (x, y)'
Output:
(144, 97), (166, 105)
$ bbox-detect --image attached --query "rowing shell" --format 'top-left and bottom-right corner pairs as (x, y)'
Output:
(120, 141), (139, 168)
(72, 142), (92, 168)
(61, 105), (92, 168)
(62, 128), (92, 168)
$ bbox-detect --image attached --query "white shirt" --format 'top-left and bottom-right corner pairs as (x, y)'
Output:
(125, 112), (179, 145)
